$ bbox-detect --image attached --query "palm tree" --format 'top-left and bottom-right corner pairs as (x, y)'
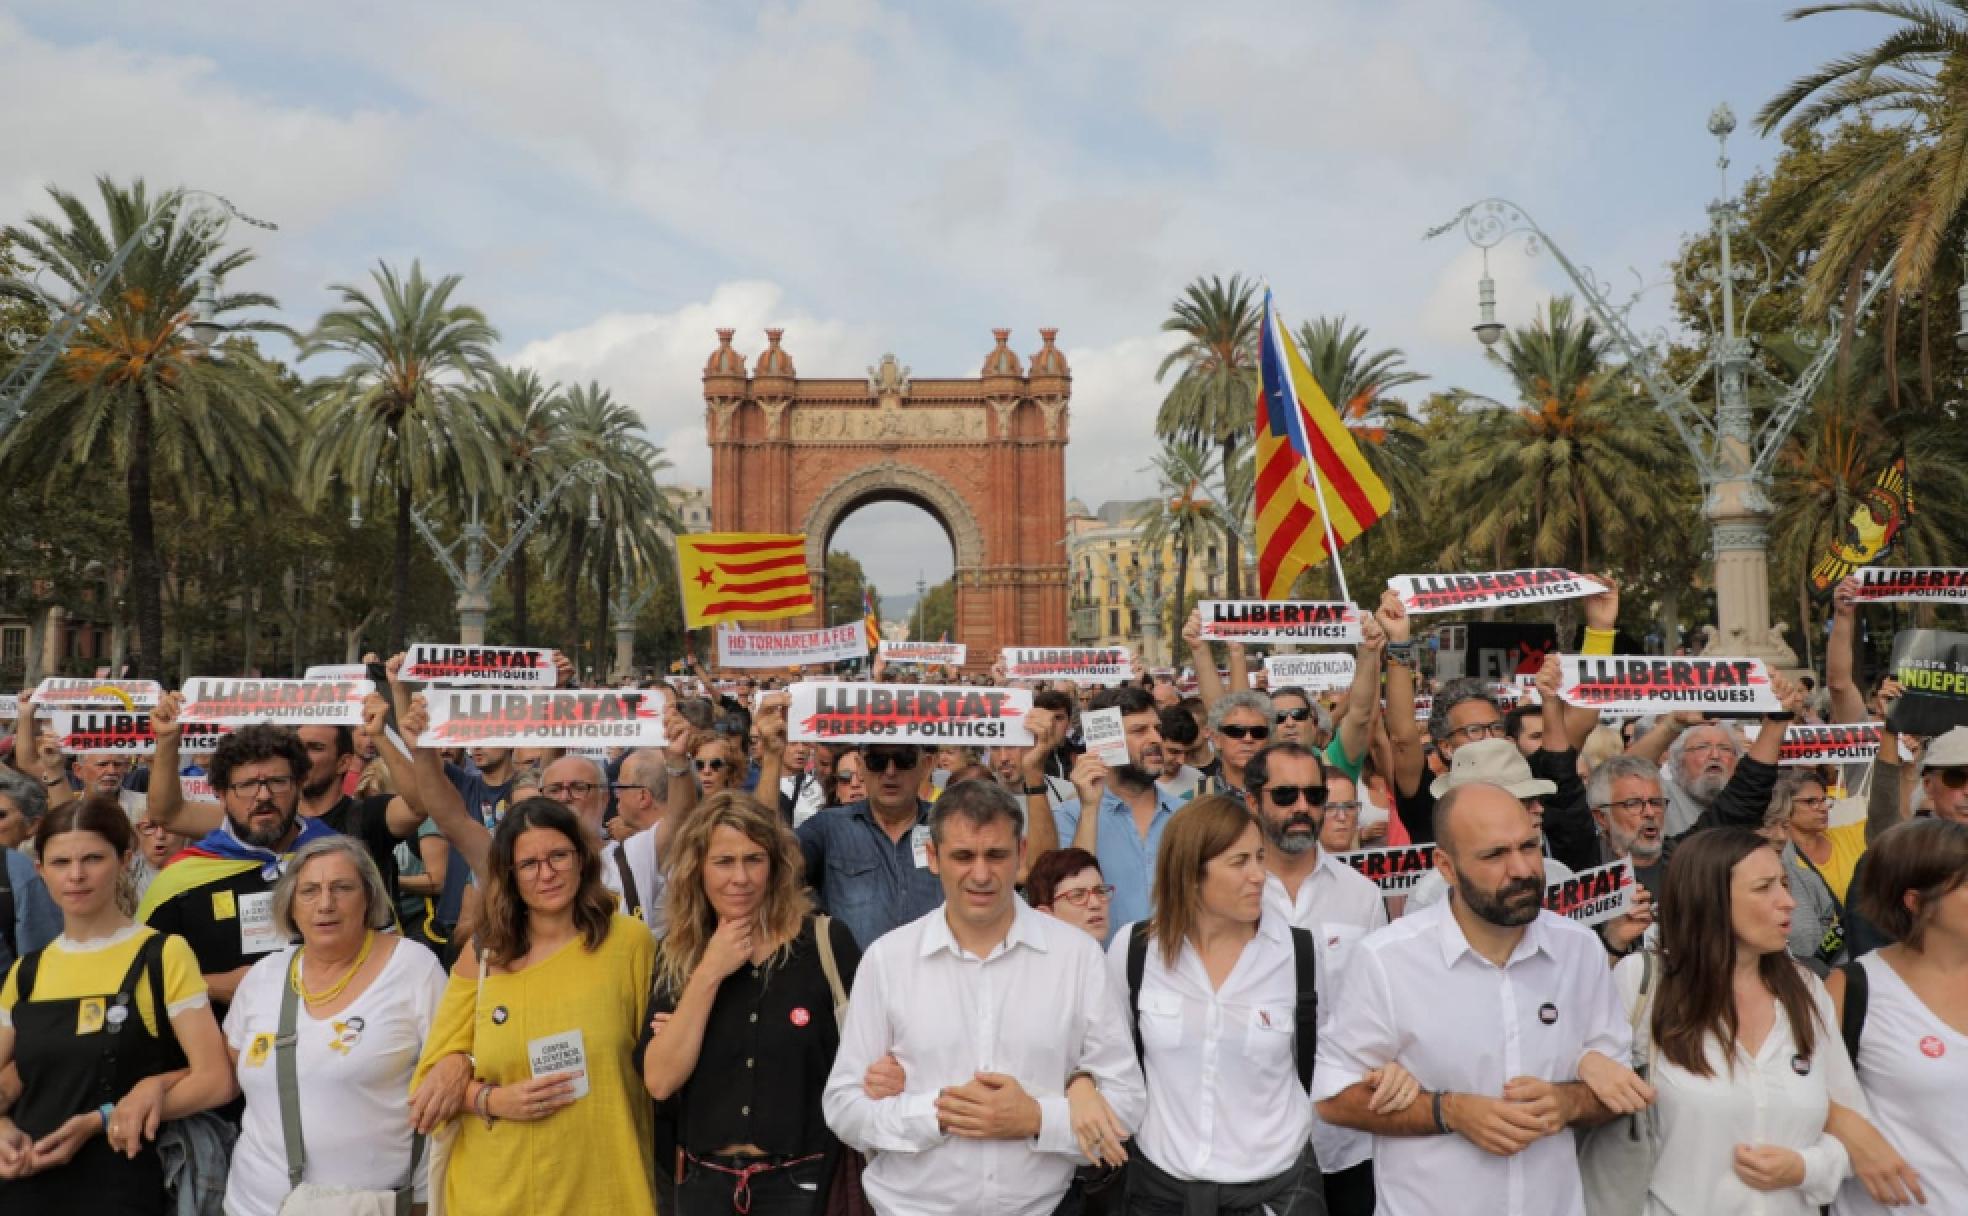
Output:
(1138, 440), (1222, 634)
(1756, 4), (1968, 316)
(301, 262), (513, 650)
(478, 365), (569, 645)
(1433, 297), (1677, 572)
(1295, 316), (1430, 538)
(1156, 273), (1261, 597)
(551, 382), (653, 664)
(0, 178), (299, 677)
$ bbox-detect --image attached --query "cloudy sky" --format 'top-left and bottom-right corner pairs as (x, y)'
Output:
(1, 1), (1891, 599)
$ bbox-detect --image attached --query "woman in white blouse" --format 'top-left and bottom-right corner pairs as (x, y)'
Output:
(221, 837), (454, 1215)
(1830, 818), (1967, 1214)
(1619, 826), (1864, 1215)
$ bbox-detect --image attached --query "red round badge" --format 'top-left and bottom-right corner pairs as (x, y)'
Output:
(790, 1007), (811, 1028)
(1920, 1035), (1946, 1059)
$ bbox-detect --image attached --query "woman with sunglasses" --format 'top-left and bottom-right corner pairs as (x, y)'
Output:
(1768, 772), (1852, 969)
(410, 799), (658, 1216)
(692, 737), (745, 796)
(827, 749), (866, 808)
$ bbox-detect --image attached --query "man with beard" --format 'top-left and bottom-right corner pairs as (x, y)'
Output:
(1315, 783), (1638, 1216)
(1051, 685), (1180, 941)
(137, 724), (339, 1014)
(1627, 678), (1799, 842)
(1249, 741), (1386, 1216)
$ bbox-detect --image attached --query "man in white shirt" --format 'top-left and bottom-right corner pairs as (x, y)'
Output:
(1314, 782), (1637, 1216)
(1249, 740), (1387, 1216)
(823, 781), (1146, 1216)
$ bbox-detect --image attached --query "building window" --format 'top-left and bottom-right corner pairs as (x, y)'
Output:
(1108, 608), (1120, 636)
(0, 627), (22, 664)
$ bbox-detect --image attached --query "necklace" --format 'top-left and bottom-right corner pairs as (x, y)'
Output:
(289, 931), (376, 1005)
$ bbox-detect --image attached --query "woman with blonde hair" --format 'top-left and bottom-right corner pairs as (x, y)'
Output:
(691, 736), (746, 797)
(642, 790), (860, 1215)
(410, 798), (656, 1216)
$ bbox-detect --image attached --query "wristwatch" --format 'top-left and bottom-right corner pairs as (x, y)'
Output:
(1023, 784), (1048, 797)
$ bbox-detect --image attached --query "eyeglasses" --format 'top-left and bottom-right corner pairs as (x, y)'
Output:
(864, 752), (918, 773)
(1219, 723), (1271, 742)
(514, 848), (580, 880)
(134, 820), (169, 836)
(833, 771), (863, 785)
(543, 781), (602, 799)
(1277, 707), (1314, 723)
(1323, 800), (1362, 815)
(1264, 784), (1328, 807)
(1790, 795), (1829, 811)
(693, 759), (728, 773)
(1052, 884), (1115, 908)
(226, 776), (294, 796)
(1597, 796), (1669, 816)
(1932, 767), (1968, 790)
(1443, 722), (1509, 745)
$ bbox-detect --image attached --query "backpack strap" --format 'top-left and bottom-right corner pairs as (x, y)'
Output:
(1633, 949), (1657, 1080)
(1289, 927), (1318, 1094)
(276, 952), (307, 1188)
(98, 932), (168, 1106)
(814, 915), (848, 1029)
(1839, 960), (1870, 1067)
(13, 944), (42, 1002)
(613, 846), (642, 923)
(1125, 922), (1149, 1073)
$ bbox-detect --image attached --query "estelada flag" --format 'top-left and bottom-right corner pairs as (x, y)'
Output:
(863, 588), (881, 648)
(1810, 455), (1914, 594)
(1255, 291), (1391, 599)
(677, 532), (816, 628)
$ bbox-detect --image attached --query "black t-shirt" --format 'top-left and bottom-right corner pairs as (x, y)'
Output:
(319, 794), (409, 905)
(142, 864), (281, 1020)
(1395, 780), (1437, 845)
(639, 917), (861, 1157)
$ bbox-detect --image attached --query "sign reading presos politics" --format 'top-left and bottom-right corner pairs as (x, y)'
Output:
(1543, 860), (1633, 927)
(717, 622), (866, 669)
(786, 682), (1034, 746)
(401, 645), (558, 687)
(1001, 647), (1131, 686)
(878, 640), (969, 668)
(420, 688), (669, 749)
(179, 678), (375, 727)
(1263, 653), (1356, 692)
(1853, 567), (1968, 604)
(44, 711), (226, 754)
(1883, 629), (1968, 738)
(1388, 569), (1597, 616)
(1556, 655), (1782, 714)
(1199, 601), (1361, 645)
(304, 663), (369, 681)
(1780, 722), (1882, 767)
(1337, 844), (1436, 893)
(31, 678), (163, 710)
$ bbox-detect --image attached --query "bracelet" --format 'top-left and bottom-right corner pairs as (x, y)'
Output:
(1065, 1069), (1097, 1091)
(1385, 641), (1417, 661)
(1431, 1091), (1450, 1135)
(1024, 785), (1048, 797)
(98, 1102), (115, 1131)
(475, 1083), (498, 1127)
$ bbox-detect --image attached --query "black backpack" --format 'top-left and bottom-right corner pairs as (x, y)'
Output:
(1125, 921), (1319, 1092)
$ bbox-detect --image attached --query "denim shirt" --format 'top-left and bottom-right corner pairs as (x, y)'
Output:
(796, 800), (943, 950)
(0, 847), (60, 977)
(1051, 785), (1183, 941)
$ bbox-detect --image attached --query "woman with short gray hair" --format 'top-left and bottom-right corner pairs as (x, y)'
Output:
(220, 836), (451, 1215)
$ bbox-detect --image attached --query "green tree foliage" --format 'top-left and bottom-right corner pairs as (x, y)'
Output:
(826, 552), (876, 629)
(1156, 273), (1261, 597)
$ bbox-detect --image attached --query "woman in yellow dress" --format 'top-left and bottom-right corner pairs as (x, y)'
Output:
(411, 798), (656, 1215)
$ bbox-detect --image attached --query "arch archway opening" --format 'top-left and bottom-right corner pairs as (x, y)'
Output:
(825, 497), (957, 645)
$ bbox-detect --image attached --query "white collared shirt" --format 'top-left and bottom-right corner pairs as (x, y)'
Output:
(1263, 854), (1389, 1174)
(1313, 899), (1629, 1216)
(823, 900), (1147, 1216)
(1105, 910), (1312, 1184)
(599, 827), (665, 937)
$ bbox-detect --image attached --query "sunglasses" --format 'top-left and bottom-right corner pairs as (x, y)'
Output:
(1264, 784), (1328, 807)
(1933, 767), (1968, 790)
(1277, 707), (1314, 723)
(864, 751), (918, 774)
(694, 758), (728, 773)
(1219, 724), (1271, 742)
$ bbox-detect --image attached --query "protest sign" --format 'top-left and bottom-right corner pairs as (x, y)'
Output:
(787, 682), (1034, 746)
(1780, 723), (1882, 767)
(1388, 569), (1596, 616)
(1263, 653), (1355, 692)
(0, 695), (14, 720)
(1853, 566), (1968, 604)
(1543, 860), (1633, 927)
(878, 639), (968, 667)
(179, 678), (374, 727)
(420, 688), (669, 748)
(1081, 707), (1129, 766)
(401, 644), (558, 687)
(304, 663), (369, 681)
(1001, 647), (1131, 686)
(1883, 629), (1968, 738)
(1199, 601), (1361, 645)
(1336, 844), (1436, 893)
(1409, 693), (1433, 722)
(717, 622), (866, 669)
(31, 678), (163, 710)
(1557, 655), (1781, 714)
(40, 712), (231, 754)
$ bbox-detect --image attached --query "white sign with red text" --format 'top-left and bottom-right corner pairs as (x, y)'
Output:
(878, 640), (968, 668)
(420, 688), (668, 748)
(787, 682), (1033, 746)
(1557, 655), (1781, 714)
(179, 678), (374, 727)
(1389, 569), (1596, 616)
(1200, 601), (1361, 645)
(402, 645), (557, 687)
(1001, 647), (1131, 686)
(717, 622), (866, 669)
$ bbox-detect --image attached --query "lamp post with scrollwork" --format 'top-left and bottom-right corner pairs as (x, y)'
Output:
(1426, 103), (1895, 670)
(1103, 551), (1166, 667)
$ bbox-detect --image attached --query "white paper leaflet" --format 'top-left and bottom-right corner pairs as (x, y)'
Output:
(786, 682), (1034, 746)
(420, 688), (668, 748)
(717, 622), (866, 668)
(1556, 655), (1782, 714)
(1081, 707), (1129, 766)
(179, 678), (374, 726)
(1001, 647), (1131, 686)
(1199, 600), (1361, 644)
(1388, 569), (1596, 615)
(401, 644), (558, 686)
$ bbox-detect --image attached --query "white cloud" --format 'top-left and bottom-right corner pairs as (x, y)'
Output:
(1062, 331), (1187, 510)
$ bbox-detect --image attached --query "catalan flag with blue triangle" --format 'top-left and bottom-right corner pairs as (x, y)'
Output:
(1255, 290), (1391, 598)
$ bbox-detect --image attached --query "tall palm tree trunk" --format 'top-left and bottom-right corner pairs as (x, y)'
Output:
(595, 550), (613, 682)
(129, 392), (164, 679)
(1221, 436), (1243, 599)
(561, 521), (587, 658)
(510, 549), (530, 645)
(391, 481), (413, 651)
(1172, 537), (1190, 643)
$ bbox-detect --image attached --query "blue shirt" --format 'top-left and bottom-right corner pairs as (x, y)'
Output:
(436, 763), (513, 926)
(796, 800), (943, 950)
(1051, 785), (1184, 939)
(0, 847), (60, 976)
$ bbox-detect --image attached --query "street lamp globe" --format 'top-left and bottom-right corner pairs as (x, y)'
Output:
(1473, 271), (1506, 346)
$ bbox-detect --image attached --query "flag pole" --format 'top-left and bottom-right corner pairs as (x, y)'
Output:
(1272, 302), (1352, 604)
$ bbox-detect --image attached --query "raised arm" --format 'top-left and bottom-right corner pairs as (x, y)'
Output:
(1377, 591), (1426, 800)
(1565, 577), (1618, 749)
(1017, 710), (1063, 874)
(1183, 609), (1227, 709)
(1332, 613), (1386, 771)
(1825, 577), (1868, 725)
(1627, 712), (1697, 765)
(145, 692), (223, 837)
(363, 692), (428, 838)
(404, 694), (491, 885)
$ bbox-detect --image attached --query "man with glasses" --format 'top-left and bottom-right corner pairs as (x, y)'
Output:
(1581, 753), (1667, 957)
(797, 741), (946, 948)
(1051, 685), (1180, 942)
(1249, 740), (1387, 1216)
(1204, 690), (1275, 804)
(1270, 687), (1319, 747)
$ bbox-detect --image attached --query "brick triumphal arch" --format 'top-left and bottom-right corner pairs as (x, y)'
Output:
(703, 328), (1070, 668)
